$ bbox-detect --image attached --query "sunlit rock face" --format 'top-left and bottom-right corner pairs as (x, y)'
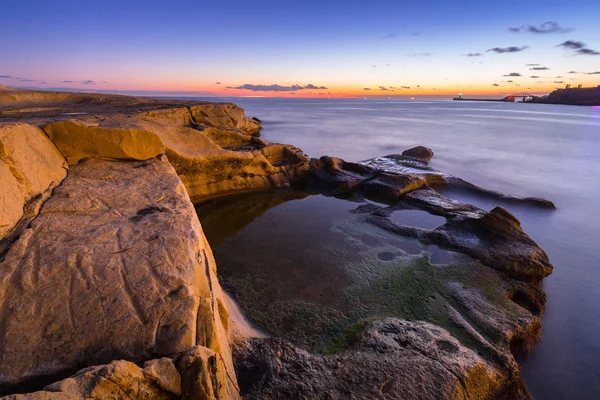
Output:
(0, 156), (235, 396)
(0, 123), (67, 247)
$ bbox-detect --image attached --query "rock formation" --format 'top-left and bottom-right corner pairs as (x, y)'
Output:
(0, 87), (554, 399)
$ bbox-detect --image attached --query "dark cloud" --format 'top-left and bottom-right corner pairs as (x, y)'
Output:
(233, 83), (327, 92)
(379, 86), (388, 91)
(557, 40), (585, 49)
(554, 81), (564, 83)
(530, 75), (540, 78)
(305, 84), (327, 89)
(363, 88), (371, 90)
(62, 80), (74, 83)
(381, 33), (397, 40)
(17, 78), (35, 82)
(504, 80), (515, 83)
(576, 48), (600, 55)
(0, 75), (13, 78)
(409, 52), (431, 57)
(530, 67), (549, 70)
(568, 70), (578, 74)
(525, 63), (540, 66)
(225, 86), (232, 89)
(486, 46), (528, 54)
(492, 83), (500, 86)
(585, 71), (600, 75)
(401, 86), (411, 89)
(503, 72), (522, 77)
(81, 80), (95, 85)
(509, 21), (572, 34)
(215, 81), (221, 84)
(465, 53), (483, 57)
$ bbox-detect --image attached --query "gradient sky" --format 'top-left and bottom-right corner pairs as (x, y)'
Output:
(1, 0), (599, 97)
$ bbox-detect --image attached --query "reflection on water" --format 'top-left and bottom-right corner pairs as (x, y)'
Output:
(389, 209), (446, 229)
(197, 191), (464, 352)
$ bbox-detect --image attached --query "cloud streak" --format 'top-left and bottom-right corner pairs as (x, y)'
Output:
(557, 40), (600, 55)
(503, 72), (522, 77)
(509, 21), (572, 34)
(465, 53), (483, 57)
(233, 83), (327, 92)
(530, 66), (549, 70)
(486, 46), (528, 54)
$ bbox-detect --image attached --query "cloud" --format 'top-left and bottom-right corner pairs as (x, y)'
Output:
(379, 86), (388, 91)
(585, 71), (600, 75)
(465, 53), (483, 57)
(555, 76), (563, 78)
(17, 78), (35, 82)
(509, 21), (572, 34)
(411, 32), (420, 36)
(486, 46), (528, 54)
(554, 81), (564, 83)
(568, 70), (578, 74)
(363, 88), (371, 91)
(215, 81), (221, 84)
(526, 63), (540, 66)
(0, 75), (13, 78)
(62, 80), (74, 83)
(305, 84), (327, 90)
(576, 48), (600, 55)
(233, 83), (327, 92)
(81, 80), (95, 85)
(409, 52), (431, 57)
(381, 33), (397, 40)
(401, 86), (411, 89)
(102, 81), (108, 84)
(503, 72), (522, 77)
(492, 83), (500, 86)
(530, 75), (540, 78)
(40, 81), (48, 84)
(557, 40), (585, 49)
(504, 80), (515, 83)
(530, 66), (549, 70)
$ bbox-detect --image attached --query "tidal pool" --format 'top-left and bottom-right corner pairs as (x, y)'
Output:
(196, 191), (502, 354)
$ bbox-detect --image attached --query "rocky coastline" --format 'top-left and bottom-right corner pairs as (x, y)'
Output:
(0, 85), (553, 399)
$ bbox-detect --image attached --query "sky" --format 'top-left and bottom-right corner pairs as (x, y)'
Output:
(1, 0), (599, 97)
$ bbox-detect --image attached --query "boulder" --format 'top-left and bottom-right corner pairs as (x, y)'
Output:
(188, 103), (261, 135)
(236, 318), (524, 400)
(402, 145), (434, 161)
(0, 156), (235, 393)
(0, 123), (67, 242)
(2, 347), (238, 400)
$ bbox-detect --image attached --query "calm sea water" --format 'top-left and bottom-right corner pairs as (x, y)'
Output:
(194, 97), (600, 399)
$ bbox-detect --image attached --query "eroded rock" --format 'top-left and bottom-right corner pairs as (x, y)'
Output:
(0, 156), (235, 394)
(236, 318), (526, 400)
(0, 123), (67, 245)
(402, 145), (434, 161)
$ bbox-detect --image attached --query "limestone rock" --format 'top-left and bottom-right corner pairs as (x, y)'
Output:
(44, 121), (165, 164)
(0, 123), (67, 241)
(402, 145), (434, 161)
(0, 156), (235, 393)
(189, 103), (261, 135)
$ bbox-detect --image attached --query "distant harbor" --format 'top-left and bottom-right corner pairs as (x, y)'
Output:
(454, 84), (600, 106)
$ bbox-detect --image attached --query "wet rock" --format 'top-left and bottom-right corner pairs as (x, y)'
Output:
(402, 145), (434, 161)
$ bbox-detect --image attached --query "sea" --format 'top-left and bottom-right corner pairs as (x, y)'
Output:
(186, 97), (600, 399)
